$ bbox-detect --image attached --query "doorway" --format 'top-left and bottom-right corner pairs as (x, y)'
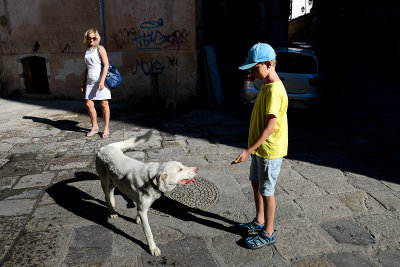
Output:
(22, 56), (49, 94)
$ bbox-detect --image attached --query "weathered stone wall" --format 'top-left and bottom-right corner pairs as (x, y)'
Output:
(0, 0), (198, 107)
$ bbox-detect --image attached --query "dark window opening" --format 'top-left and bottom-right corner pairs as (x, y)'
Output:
(22, 56), (49, 94)
(276, 52), (318, 74)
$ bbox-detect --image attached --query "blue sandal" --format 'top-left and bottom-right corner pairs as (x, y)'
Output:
(237, 218), (264, 234)
(244, 230), (276, 249)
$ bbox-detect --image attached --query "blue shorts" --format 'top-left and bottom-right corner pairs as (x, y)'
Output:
(249, 154), (282, 196)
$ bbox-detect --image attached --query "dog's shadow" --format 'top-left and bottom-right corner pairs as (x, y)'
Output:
(151, 195), (241, 235)
(23, 116), (87, 133)
(46, 171), (243, 253)
(46, 171), (148, 251)
(114, 181), (242, 235)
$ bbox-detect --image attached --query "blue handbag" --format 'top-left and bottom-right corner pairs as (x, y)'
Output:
(98, 51), (122, 89)
(104, 61), (122, 89)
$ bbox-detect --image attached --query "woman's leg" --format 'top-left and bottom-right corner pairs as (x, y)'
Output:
(100, 100), (110, 136)
(86, 100), (98, 131)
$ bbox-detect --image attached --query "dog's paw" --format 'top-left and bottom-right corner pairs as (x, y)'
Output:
(150, 246), (161, 256)
(136, 216), (141, 224)
(110, 213), (119, 219)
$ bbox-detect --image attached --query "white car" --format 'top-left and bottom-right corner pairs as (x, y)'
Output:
(240, 47), (321, 109)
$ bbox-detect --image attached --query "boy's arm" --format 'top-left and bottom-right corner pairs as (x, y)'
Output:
(231, 114), (277, 164)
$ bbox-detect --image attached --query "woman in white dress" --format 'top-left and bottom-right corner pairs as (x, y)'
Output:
(80, 28), (111, 138)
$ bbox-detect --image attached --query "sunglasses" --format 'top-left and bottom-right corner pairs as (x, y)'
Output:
(87, 37), (97, 41)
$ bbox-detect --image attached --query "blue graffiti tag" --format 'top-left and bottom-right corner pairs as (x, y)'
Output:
(131, 59), (164, 76)
(124, 18), (190, 50)
(131, 30), (167, 49)
(140, 18), (163, 29)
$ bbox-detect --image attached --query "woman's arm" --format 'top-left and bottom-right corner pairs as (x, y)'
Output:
(81, 67), (88, 94)
(98, 45), (109, 91)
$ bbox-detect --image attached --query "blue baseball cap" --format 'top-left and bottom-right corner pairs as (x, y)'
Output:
(238, 43), (276, 70)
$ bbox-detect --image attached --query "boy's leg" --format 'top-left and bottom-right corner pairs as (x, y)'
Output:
(263, 194), (275, 236)
(258, 157), (282, 236)
(250, 154), (265, 224)
(252, 182), (264, 225)
(238, 155), (265, 234)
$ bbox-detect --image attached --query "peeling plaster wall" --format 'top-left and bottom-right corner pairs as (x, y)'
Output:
(0, 0), (198, 108)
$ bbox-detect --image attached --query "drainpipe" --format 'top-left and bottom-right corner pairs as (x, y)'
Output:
(99, 0), (106, 48)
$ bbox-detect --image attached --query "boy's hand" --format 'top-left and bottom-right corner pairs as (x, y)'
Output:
(231, 150), (250, 164)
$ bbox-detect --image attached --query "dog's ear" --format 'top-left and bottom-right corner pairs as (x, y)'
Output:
(160, 173), (167, 180)
(153, 173), (167, 187)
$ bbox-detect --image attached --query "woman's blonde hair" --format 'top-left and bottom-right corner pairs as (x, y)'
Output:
(83, 28), (101, 48)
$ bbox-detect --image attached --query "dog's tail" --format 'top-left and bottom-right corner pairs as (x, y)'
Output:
(105, 130), (153, 152)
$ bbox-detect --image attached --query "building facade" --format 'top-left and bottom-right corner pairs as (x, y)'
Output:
(0, 0), (198, 109)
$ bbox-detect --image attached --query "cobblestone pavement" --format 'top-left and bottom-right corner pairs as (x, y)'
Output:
(0, 97), (399, 266)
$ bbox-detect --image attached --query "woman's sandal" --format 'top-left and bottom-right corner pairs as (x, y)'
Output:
(102, 127), (109, 139)
(243, 230), (276, 249)
(86, 126), (99, 137)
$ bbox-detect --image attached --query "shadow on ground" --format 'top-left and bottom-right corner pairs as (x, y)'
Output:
(23, 116), (87, 133)
(5, 95), (399, 185)
(46, 171), (243, 254)
(46, 171), (149, 252)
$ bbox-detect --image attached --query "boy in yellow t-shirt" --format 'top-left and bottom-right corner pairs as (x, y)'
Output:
(232, 43), (288, 249)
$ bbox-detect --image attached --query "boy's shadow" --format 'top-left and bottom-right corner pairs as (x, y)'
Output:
(46, 171), (244, 254)
(23, 116), (87, 133)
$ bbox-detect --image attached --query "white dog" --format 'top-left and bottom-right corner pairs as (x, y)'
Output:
(96, 131), (198, 256)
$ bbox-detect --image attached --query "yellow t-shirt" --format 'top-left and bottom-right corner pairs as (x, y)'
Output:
(248, 81), (288, 159)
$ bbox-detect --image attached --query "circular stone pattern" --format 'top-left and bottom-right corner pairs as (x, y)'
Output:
(165, 177), (219, 211)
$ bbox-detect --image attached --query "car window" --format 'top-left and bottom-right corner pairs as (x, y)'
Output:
(276, 52), (318, 74)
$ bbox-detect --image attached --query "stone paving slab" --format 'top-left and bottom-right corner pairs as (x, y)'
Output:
(321, 218), (376, 246)
(274, 222), (334, 260)
(13, 172), (55, 189)
(0, 177), (18, 190)
(2, 229), (73, 267)
(0, 198), (37, 216)
(279, 176), (326, 198)
(338, 191), (387, 216)
(356, 213), (400, 246)
(376, 248), (400, 267)
(295, 195), (354, 222)
(312, 176), (359, 194)
(368, 190), (400, 212)
(0, 216), (27, 261)
(139, 237), (217, 266)
(64, 225), (113, 265)
(326, 252), (376, 266)
(347, 174), (390, 192)
(5, 188), (43, 199)
(0, 159), (47, 177)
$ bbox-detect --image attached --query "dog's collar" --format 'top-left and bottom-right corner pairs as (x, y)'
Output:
(150, 179), (164, 194)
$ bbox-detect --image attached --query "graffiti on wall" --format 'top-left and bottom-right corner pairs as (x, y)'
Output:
(61, 43), (71, 53)
(1, 38), (17, 54)
(113, 18), (191, 50)
(131, 58), (164, 76)
(166, 56), (178, 66)
(130, 55), (181, 76)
